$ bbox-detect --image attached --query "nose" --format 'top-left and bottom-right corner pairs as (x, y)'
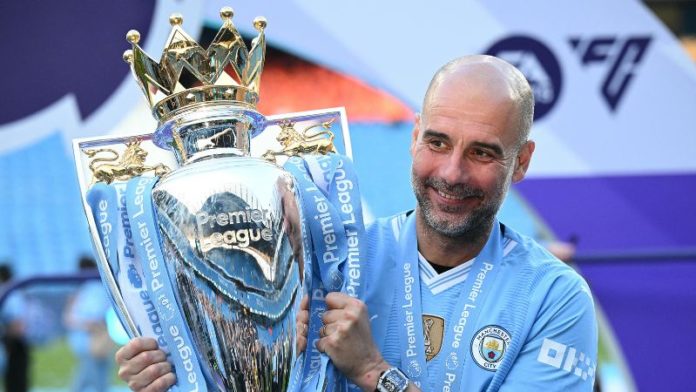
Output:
(438, 152), (469, 185)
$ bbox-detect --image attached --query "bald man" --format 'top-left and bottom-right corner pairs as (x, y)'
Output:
(116, 55), (598, 392)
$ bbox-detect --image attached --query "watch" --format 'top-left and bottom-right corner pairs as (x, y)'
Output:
(375, 367), (409, 392)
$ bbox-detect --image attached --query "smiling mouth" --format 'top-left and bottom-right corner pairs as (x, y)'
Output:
(423, 178), (484, 204)
(437, 189), (468, 201)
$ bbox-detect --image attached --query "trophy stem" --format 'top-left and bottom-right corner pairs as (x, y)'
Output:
(153, 104), (266, 166)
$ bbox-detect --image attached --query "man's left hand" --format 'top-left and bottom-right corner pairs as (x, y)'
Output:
(316, 292), (390, 391)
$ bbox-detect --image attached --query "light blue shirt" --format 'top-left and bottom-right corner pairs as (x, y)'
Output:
(66, 280), (111, 355)
(362, 212), (598, 391)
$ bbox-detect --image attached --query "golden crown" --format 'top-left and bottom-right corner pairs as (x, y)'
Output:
(123, 7), (267, 122)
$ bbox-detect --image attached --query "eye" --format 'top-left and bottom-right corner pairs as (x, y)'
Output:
(426, 138), (447, 151)
(470, 148), (496, 162)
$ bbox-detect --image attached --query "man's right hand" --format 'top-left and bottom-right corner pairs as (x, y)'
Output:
(115, 337), (176, 392)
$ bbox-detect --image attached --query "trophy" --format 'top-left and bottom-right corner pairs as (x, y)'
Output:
(73, 7), (354, 391)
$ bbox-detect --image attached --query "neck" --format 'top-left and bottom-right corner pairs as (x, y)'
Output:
(415, 209), (493, 267)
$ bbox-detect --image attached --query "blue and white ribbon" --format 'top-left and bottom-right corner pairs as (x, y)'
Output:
(125, 177), (206, 392)
(285, 154), (367, 392)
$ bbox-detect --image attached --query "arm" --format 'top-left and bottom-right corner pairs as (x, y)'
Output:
(498, 278), (598, 391)
(317, 292), (420, 392)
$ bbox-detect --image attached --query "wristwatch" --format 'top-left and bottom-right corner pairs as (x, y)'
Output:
(375, 367), (409, 392)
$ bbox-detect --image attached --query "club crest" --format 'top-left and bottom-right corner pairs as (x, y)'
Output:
(471, 325), (511, 371)
(422, 314), (444, 361)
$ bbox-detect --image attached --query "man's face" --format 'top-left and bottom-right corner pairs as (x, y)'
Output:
(410, 73), (533, 240)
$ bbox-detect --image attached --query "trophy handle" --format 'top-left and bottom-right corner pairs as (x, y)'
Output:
(72, 134), (175, 338)
(73, 139), (140, 337)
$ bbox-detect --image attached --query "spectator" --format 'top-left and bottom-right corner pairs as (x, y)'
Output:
(0, 263), (29, 392)
(63, 256), (115, 392)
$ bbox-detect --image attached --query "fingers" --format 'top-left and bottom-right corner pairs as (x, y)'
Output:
(296, 319), (308, 336)
(296, 302), (309, 326)
(116, 337), (175, 392)
(116, 337), (159, 363)
(315, 333), (335, 354)
(321, 309), (342, 324)
(324, 292), (353, 309)
(315, 324), (343, 356)
(319, 324), (328, 338)
(300, 294), (310, 312)
(117, 346), (168, 378)
(125, 362), (175, 392)
(141, 373), (176, 392)
(296, 314), (309, 354)
(295, 295), (310, 335)
(296, 333), (307, 353)
(323, 299), (368, 326)
(316, 336), (326, 353)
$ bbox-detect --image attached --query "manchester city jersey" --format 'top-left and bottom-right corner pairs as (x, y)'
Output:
(363, 212), (598, 392)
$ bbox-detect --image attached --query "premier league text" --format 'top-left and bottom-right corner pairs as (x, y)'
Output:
(196, 209), (273, 251)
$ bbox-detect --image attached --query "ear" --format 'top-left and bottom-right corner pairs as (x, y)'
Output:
(512, 140), (535, 183)
(411, 113), (422, 156)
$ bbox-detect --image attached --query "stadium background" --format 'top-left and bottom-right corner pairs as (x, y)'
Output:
(1, 1), (695, 390)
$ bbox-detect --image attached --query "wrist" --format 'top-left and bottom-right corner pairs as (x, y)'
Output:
(356, 359), (391, 392)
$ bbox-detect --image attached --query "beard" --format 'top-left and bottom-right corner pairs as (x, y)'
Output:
(411, 173), (506, 241)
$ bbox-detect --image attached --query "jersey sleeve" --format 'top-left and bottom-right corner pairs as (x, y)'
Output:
(498, 272), (598, 392)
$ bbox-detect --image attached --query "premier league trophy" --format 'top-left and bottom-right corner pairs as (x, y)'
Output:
(73, 7), (353, 391)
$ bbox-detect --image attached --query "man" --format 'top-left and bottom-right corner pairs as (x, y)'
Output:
(116, 55), (597, 391)
(63, 257), (115, 392)
(0, 263), (30, 392)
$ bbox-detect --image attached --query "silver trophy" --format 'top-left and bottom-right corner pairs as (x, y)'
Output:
(73, 7), (351, 391)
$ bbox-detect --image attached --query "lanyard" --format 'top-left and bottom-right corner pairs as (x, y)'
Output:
(396, 213), (503, 391)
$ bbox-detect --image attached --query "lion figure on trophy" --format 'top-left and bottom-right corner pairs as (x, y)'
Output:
(263, 119), (337, 163)
(83, 139), (170, 184)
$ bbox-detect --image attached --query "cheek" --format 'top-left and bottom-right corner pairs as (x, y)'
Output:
(473, 166), (508, 192)
(411, 151), (435, 177)
(492, 168), (515, 194)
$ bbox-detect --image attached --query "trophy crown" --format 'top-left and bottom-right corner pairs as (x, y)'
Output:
(123, 7), (267, 122)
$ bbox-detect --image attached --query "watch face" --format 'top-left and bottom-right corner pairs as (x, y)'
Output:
(384, 378), (398, 389)
(378, 368), (408, 392)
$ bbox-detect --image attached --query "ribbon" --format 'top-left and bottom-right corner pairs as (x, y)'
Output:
(125, 177), (206, 392)
(284, 154), (366, 392)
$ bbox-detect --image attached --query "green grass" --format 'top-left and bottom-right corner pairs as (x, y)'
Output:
(30, 338), (75, 388)
(29, 338), (124, 389)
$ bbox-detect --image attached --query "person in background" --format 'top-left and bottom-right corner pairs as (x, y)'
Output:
(63, 256), (115, 392)
(0, 263), (29, 392)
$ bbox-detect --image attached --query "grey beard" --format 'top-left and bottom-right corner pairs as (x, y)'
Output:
(413, 177), (499, 241)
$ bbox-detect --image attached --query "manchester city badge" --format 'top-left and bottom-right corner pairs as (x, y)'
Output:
(471, 325), (512, 371)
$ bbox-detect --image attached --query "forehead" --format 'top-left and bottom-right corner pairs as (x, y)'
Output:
(421, 66), (521, 147)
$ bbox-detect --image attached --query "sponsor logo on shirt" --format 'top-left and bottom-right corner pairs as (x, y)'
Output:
(537, 338), (596, 382)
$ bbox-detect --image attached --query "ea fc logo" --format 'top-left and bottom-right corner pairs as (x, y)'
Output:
(471, 325), (511, 371)
(485, 35), (562, 121)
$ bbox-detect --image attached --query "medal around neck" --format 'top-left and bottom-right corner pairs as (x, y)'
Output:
(73, 7), (352, 391)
